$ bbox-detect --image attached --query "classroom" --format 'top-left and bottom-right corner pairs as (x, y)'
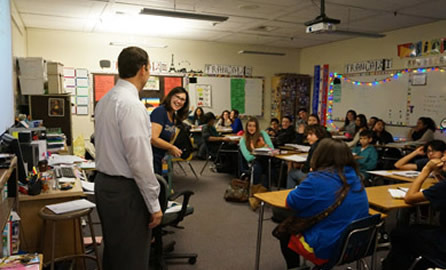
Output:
(1, 0), (446, 269)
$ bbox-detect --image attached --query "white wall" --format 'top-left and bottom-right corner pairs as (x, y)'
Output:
(299, 20), (446, 140)
(26, 28), (301, 140)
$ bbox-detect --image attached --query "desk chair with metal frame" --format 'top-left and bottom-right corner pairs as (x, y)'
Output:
(409, 254), (446, 270)
(152, 174), (197, 270)
(314, 214), (383, 270)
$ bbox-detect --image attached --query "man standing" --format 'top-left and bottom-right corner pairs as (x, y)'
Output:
(95, 47), (162, 270)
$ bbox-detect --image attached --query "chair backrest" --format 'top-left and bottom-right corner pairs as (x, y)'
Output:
(172, 123), (194, 160)
(323, 214), (383, 269)
(156, 174), (169, 212)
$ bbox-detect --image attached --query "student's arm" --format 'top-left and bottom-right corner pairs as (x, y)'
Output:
(346, 132), (360, 147)
(358, 147), (378, 171)
(202, 125), (229, 142)
(151, 123), (182, 157)
(394, 146), (424, 170)
(261, 130), (274, 149)
(239, 138), (254, 162)
(405, 159), (443, 204)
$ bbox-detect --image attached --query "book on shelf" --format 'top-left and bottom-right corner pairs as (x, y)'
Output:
(2, 211), (20, 257)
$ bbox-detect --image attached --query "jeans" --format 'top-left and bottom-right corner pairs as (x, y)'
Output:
(286, 169), (307, 189)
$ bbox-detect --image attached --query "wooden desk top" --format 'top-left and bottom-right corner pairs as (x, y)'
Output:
(368, 170), (436, 183)
(366, 180), (436, 211)
(19, 177), (84, 202)
(254, 188), (389, 218)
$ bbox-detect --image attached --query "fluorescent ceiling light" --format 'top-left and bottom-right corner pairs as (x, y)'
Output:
(140, 8), (229, 22)
(238, 50), (286, 56)
(109, 42), (167, 48)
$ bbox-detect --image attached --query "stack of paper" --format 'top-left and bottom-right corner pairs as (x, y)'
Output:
(392, 171), (420, 178)
(47, 133), (66, 152)
(45, 199), (95, 214)
(284, 144), (311, 152)
(48, 154), (85, 166)
(280, 154), (308, 163)
(388, 188), (407, 199)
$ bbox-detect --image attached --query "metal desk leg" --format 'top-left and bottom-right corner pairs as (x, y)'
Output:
(278, 160), (284, 190)
(268, 158), (272, 189)
(255, 201), (265, 270)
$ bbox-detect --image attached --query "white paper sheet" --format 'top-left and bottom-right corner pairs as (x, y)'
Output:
(45, 199), (95, 214)
(280, 154), (308, 163)
(366, 170), (394, 176)
(48, 154), (85, 166)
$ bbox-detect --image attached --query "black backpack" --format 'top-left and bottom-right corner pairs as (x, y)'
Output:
(172, 124), (194, 160)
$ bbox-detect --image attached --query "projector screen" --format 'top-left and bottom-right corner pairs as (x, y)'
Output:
(0, 0), (14, 134)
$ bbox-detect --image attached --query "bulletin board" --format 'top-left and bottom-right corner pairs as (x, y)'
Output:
(331, 69), (446, 127)
(92, 73), (184, 112)
(187, 75), (264, 116)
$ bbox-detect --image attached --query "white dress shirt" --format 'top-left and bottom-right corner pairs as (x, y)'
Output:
(95, 79), (160, 213)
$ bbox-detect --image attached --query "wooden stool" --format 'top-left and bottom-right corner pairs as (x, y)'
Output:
(39, 207), (101, 270)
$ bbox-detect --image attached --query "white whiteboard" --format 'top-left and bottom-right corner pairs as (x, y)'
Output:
(187, 76), (264, 116)
(332, 71), (446, 127)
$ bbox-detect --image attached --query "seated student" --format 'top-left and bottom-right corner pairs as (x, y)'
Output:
(230, 109), (243, 134)
(266, 118), (280, 138)
(275, 116), (296, 147)
(346, 114), (368, 148)
(295, 109), (308, 144)
(372, 119), (394, 145)
(215, 110), (231, 129)
(352, 130), (378, 179)
(188, 106), (205, 126)
(240, 117), (274, 188)
(279, 138), (369, 269)
(307, 113), (332, 138)
(339, 109), (357, 137)
(408, 117), (436, 145)
(201, 112), (230, 159)
(286, 125), (329, 188)
(382, 156), (446, 270)
(394, 140), (446, 171)
(368, 116), (378, 130)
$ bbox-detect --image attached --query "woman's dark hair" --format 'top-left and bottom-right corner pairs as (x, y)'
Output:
(424, 139), (446, 153)
(305, 124), (327, 140)
(203, 112), (216, 124)
(219, 110), (230, 127)
(308, 113), (321, 125)
(270, 118), (279, 124)
(193, 107), (205, 123)
(161, 87), (190, 122)
(344, 109), (357, 126)
(117, 47), (149, 79)
(419, 117), (436, 132)
(231, 109), (240, 118)
(355, 114), (368, 134)
(310, 138), (363, 188)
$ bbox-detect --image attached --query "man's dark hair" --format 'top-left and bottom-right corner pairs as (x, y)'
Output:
(298, 108), (307, 113)
(203, 112), (216, 124)
(425, 139), (446, 152)
(117, 47), (149, 79)
(282, 115), (292, 122)
(359, 130), (373, 139)
(270, 118), (279, 124)
(305, 124), (328, 140)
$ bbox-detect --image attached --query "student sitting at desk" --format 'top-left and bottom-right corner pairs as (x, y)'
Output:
(286, 125), (329, 188)
(279, 138), (369, 269)
(368, 116), (378, 130)
(188, 106), (205, 127)
(394, 140), (446, 171)
(408, 117), (436, 145)
(346, 114), (368, 148)
(352, 130), (378, 180)
(275, 116), (296, 147)
(266, 118), (280, 138)
(202, 112), (230, 159)
(230, 109), (243, 134)
(339, 109), (357, 137)
(240, 117), (274, 188)
(215, 110), (231, 129)
(382, 156), (446, 270)
(371, 119), (394, 145)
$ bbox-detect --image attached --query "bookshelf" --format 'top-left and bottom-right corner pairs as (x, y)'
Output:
(0, 156), (19, 257)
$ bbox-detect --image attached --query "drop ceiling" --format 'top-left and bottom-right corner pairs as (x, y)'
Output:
(13, 0), (446, 48)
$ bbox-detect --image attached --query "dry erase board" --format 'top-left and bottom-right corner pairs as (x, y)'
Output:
(332, 70), (446, 127)
(187, 76), (264, 116)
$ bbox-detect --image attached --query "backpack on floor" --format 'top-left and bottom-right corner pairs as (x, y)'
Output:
(224, 174), (250, 202)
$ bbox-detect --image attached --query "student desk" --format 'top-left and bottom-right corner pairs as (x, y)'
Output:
(365, 180), (436, 211)
(19, 177), (85, 266)
(368, 170), (436, 183)
(253, 189), (387, 270)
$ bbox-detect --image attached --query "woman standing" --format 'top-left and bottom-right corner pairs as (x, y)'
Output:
(279, 138), (369, 268)
(150, 87), (190, 175)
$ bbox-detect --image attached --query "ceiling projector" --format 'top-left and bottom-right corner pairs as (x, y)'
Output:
(306, 22), (336, 33)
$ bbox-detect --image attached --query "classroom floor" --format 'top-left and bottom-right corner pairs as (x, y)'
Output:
(78, 159), (392, 270)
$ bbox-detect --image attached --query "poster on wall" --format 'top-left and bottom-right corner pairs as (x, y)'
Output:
(143, 76), (160, 91)
(195, 84), (212, 107)
(48, 98), (65, 117)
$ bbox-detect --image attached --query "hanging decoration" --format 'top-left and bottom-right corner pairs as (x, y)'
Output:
(331, 67), (446, 87)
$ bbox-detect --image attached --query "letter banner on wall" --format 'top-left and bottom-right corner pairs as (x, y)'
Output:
(312, 65), (320, 114)
(321, 64), (329, 126)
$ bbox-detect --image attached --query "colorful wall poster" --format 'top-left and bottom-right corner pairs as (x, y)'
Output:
(195, 84), (212, 107)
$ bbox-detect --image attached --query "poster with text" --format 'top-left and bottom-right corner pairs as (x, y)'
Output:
(195, 84), (212, 107)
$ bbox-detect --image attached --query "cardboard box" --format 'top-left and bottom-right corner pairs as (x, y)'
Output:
(47, 62), (64, 75)
(17, 57), (46, 78)
(48, 74), (64, 94)
(18, 76), (46, 95)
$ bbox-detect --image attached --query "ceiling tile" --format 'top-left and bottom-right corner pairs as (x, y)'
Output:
(325, 0), (426, 11)
(15, 0), (105, 18)
(347, 13), (435, 33)
(267, 38), (328, 48)
(215, 33), (278, 45)
(399, 0), (446, 19)
(20, 13), (87, 31)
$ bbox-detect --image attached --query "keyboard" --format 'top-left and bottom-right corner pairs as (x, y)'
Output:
(55, 167), (76, 178)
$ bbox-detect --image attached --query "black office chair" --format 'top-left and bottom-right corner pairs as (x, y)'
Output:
(152, 174), (197, 270)
(314, 214), (383, 270)
(408, 254), (446, 270)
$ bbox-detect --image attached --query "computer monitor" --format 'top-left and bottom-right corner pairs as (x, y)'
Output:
(0, 132), (27, 184)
